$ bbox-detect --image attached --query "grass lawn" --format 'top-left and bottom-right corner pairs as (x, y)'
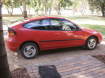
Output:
(66, 16), (105, 21)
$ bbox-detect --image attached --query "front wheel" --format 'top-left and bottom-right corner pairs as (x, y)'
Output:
(85, 37), (98, 50)
(20, 43), (39, 59)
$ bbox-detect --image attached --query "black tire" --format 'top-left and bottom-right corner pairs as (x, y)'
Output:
(20, 43), (39, 59)
(85, 37), (98, 50)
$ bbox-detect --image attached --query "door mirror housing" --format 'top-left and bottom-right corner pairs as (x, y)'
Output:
(76, 27), (81, 31)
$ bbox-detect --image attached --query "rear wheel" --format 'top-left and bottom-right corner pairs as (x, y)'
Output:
(85, 37), (98, 50)
(20, 43), (39, 59)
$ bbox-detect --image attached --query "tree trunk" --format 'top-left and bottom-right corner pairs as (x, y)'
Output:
(6, 8), (13, 16)
(35, 9), (39, 15)
(57, 4), (61, 15)
(28, 7), (31, 16)
(19, 7), (23, 16)
(23, 1), (28, 19)
(48, 7), (52, 15)
(56, 2), (61, 15)
(44, 7), (48, 15)
(44, 0), (48, 15)
(101, 4), (105, 17)
(9, 8), (13, 16)
(101, 9), (105, 17)
(0, 1), (12, 78)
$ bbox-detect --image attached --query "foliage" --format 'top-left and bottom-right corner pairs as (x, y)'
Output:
(88, 0), (105, 16)
(59, 0), (72, 9)
(3, 0), (73, 16)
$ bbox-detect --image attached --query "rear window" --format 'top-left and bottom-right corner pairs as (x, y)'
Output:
(23, 19), (50, 30)
(24, 21), (40, 28)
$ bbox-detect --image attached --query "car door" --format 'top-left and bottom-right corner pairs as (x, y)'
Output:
(39, 18), (85, 49)
(39, 18), (67, 49)
(60, 19), (85, 47)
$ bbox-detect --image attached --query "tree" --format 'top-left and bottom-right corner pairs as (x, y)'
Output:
(3, 0), (22, 16)
(3, 0), (14, 16)
(13, 0), (23, 15)
(0, 0), (12, 78)
(88, 0), (105, 17)
(3, 0), (73, 16)
(29, 0), (40, 15)
(72, 0), (89, 15)
(29, 0), (52, 15)
(22, 0), (28, 19)
(57, 0), (72, 15)
(3, 0), (28, 18)
(41, 0), (53, 15)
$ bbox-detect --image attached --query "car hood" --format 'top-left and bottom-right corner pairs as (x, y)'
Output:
(81, 27), (98, 34)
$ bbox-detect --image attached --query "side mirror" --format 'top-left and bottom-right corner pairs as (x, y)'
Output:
(76, 27), (81, 31)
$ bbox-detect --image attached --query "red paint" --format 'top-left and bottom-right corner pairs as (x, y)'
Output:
(6, 17), (103, 52)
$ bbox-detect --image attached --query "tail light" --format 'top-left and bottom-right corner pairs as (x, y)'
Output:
(8, 28), (16, 36)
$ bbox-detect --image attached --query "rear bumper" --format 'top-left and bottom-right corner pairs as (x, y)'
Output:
(6, 39), (20, 52)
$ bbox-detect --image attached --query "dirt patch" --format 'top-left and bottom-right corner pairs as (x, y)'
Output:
(93, 55), (105, 64)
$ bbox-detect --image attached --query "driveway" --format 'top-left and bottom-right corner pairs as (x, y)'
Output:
(7, 41), (105, 71)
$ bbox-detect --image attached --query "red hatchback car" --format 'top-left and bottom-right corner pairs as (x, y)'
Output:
(7, 17), (103, 59)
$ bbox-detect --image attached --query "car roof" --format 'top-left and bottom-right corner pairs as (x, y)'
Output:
(28, 16), (65, 21)
(18, 16), (67, 25)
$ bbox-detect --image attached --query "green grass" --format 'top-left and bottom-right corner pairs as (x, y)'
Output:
(80, 24), (105, 36)
(65, 16), (105, 21)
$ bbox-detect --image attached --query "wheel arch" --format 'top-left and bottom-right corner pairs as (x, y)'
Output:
(19, 41), (40, 51)
(87, 35), (99, 43)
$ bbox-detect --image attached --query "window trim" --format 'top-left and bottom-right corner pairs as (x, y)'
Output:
(23, 18), (81, 31)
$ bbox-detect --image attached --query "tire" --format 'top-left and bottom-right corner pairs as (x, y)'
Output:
(85, 37), (98, 50)
(20, 43), (39, 59)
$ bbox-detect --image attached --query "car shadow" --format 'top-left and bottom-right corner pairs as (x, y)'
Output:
(39, 46), (83, 56)
(16, 41), (105, 59)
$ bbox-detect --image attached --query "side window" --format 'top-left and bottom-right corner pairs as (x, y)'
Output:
(24, 19), (50, 30)
(24, 21), (40, 29)
(50, 19), (61, 30)
(40, 19), (50, 30)
(51, 19), (60, 26)
(61, 19), (77, 31)
(41, 19), (50, 26)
